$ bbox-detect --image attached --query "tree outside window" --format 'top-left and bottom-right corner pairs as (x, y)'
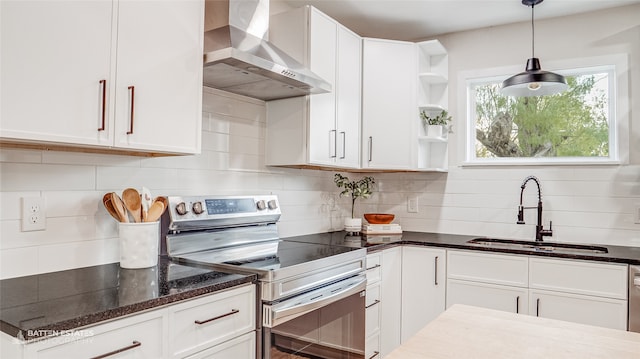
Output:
(469, 66), (615, 163)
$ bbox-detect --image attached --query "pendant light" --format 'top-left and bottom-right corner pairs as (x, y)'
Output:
(501, 0), (568, 97)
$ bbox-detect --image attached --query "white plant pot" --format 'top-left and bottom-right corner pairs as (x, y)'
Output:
(427, 124), (444, 138)
(344, 217), (362, 233)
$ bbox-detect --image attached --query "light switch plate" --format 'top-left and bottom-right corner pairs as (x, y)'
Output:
(408, 196), (419, 213)
(22, 197), (46, 231)
(635, 204), (640, 224)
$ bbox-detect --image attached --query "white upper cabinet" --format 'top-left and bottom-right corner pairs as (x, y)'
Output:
(0, 0), (203, 155)
(1, 1), (114, 147)
(267, 6), (361, 169)
(361, 38), (417, 170)
(112, 0), (203, 154)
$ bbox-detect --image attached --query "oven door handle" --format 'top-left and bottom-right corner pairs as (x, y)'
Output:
(263, 275), (367, 328)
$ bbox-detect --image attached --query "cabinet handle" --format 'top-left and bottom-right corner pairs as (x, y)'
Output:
(98, 80), (106, 131)
(365, 299), (380, 309)
(434, 256), (439, 285)
(536, 298), (540, 317)
(90, 341), (141, 359)
(340, 131), (346, 159)
(366, 264), (381, 271)
(369, 351), (380, 359)
(368, 136), (373, 162)
(516, 296), (520, 314)
(194, 309), (239, 325)
(126, 86), (135, 134)
(329, 130), (337, 158)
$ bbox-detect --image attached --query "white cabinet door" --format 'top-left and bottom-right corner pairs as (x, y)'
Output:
(530, 289), (628, 330)
(113, 0), (203, 154)
(380, 247), (402, 357)
(401, 247), (446, 342)
(362, 38), (417, 170)
(447, 279), (529, 314)
(307, 8), (338, 166)
(335, 26), (361, 168)
(0, 0), (114, 146)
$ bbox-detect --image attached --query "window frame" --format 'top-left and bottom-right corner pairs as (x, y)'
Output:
(459, 54), (629, 166)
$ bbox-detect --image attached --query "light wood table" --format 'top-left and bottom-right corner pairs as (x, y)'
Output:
(386, 304), (640, 358)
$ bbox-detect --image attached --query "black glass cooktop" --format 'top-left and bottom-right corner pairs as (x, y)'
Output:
(175, 239), (362, 273)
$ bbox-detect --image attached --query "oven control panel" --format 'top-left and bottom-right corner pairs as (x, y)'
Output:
(163, 195), (281, 231)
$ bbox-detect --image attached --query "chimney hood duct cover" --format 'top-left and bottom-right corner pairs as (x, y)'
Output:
(203, 0), (331, 101)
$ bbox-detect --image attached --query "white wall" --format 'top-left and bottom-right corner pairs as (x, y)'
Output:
(1, 5), (639, 279)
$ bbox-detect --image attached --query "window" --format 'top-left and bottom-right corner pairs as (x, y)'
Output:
(463, 55), (627, 165)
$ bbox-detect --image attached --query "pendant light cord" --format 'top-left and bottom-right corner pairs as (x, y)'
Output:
(531, 3), (535, 58)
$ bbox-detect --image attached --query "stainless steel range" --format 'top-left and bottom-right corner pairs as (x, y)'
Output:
(160, 195), (366, 359)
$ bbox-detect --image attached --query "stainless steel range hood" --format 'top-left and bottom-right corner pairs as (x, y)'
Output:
(203, 0), (331, 101)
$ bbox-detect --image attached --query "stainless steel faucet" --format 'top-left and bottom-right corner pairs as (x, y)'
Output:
(517, 176), (553, 241)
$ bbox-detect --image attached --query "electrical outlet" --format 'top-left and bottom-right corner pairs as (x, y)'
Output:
(408, 196), (419, 213)
(22, 197), (46, 231)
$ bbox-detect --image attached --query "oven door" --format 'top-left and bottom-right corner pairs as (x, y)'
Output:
(262, 274), (366, 359)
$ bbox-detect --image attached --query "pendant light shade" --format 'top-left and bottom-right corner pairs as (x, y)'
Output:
(501, 0), (567, 97)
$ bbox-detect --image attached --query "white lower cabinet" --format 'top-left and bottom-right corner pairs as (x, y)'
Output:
(24, 310), (165, 359)
(529, 289), (628, 330)
(447, 279), (528, 314)
(528, 257), (628, 330)
(7, 284), (256, 359)
(446, 250), (629, 331)
(401, 246), (446, 342)
(168, 284), (256, 358)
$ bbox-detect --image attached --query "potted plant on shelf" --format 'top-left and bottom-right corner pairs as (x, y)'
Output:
(334, 173), (375, 233)
(420, 109), (452, 138)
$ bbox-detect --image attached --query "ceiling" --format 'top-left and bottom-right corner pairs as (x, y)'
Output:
(274, 0), (640, 41)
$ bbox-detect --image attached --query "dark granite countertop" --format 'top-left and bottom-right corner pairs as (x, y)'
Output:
(282, 231), (640, 265)
(0, 256), (256, 341)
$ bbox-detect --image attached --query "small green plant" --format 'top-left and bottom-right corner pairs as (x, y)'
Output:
(420, 109), (452, 126)
(334, 173), (375, 218)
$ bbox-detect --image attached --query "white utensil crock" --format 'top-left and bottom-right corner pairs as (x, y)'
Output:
(118, 222), (159, 269)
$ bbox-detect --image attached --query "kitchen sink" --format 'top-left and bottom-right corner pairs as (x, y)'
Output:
(466, 238), (608, 255)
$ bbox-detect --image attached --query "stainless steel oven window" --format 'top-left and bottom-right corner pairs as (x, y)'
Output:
(263, 289), (365, 359)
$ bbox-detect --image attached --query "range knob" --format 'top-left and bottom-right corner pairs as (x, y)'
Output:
(267, 200), (278, 210)
(175, 202), (188, 215)
(192, 201), (204, 215)
(256, 200), (266, 210)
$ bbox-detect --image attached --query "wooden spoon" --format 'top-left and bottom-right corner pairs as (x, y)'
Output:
(145, 201), (165, 222)
(122, 188), (142, 223)
(102, 193), (120, 221)
(110, 192), (129, 223)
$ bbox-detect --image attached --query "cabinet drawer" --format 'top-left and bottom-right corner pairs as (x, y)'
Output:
(529, 258), (627, 299)
(185, 331), (256, 359)
(366, 253), (382, 284)
(365, 331), (381, 359)
(169, 284), (256, 358)
(447, 250), (528, 287)
(530, 289), (628, 330)
(447, 279), (528, 314)
(366, 283), (381, 335)
(26, 310), (165, 359)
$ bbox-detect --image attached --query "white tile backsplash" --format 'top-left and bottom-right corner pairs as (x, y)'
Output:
(1, 82), (639, 279)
